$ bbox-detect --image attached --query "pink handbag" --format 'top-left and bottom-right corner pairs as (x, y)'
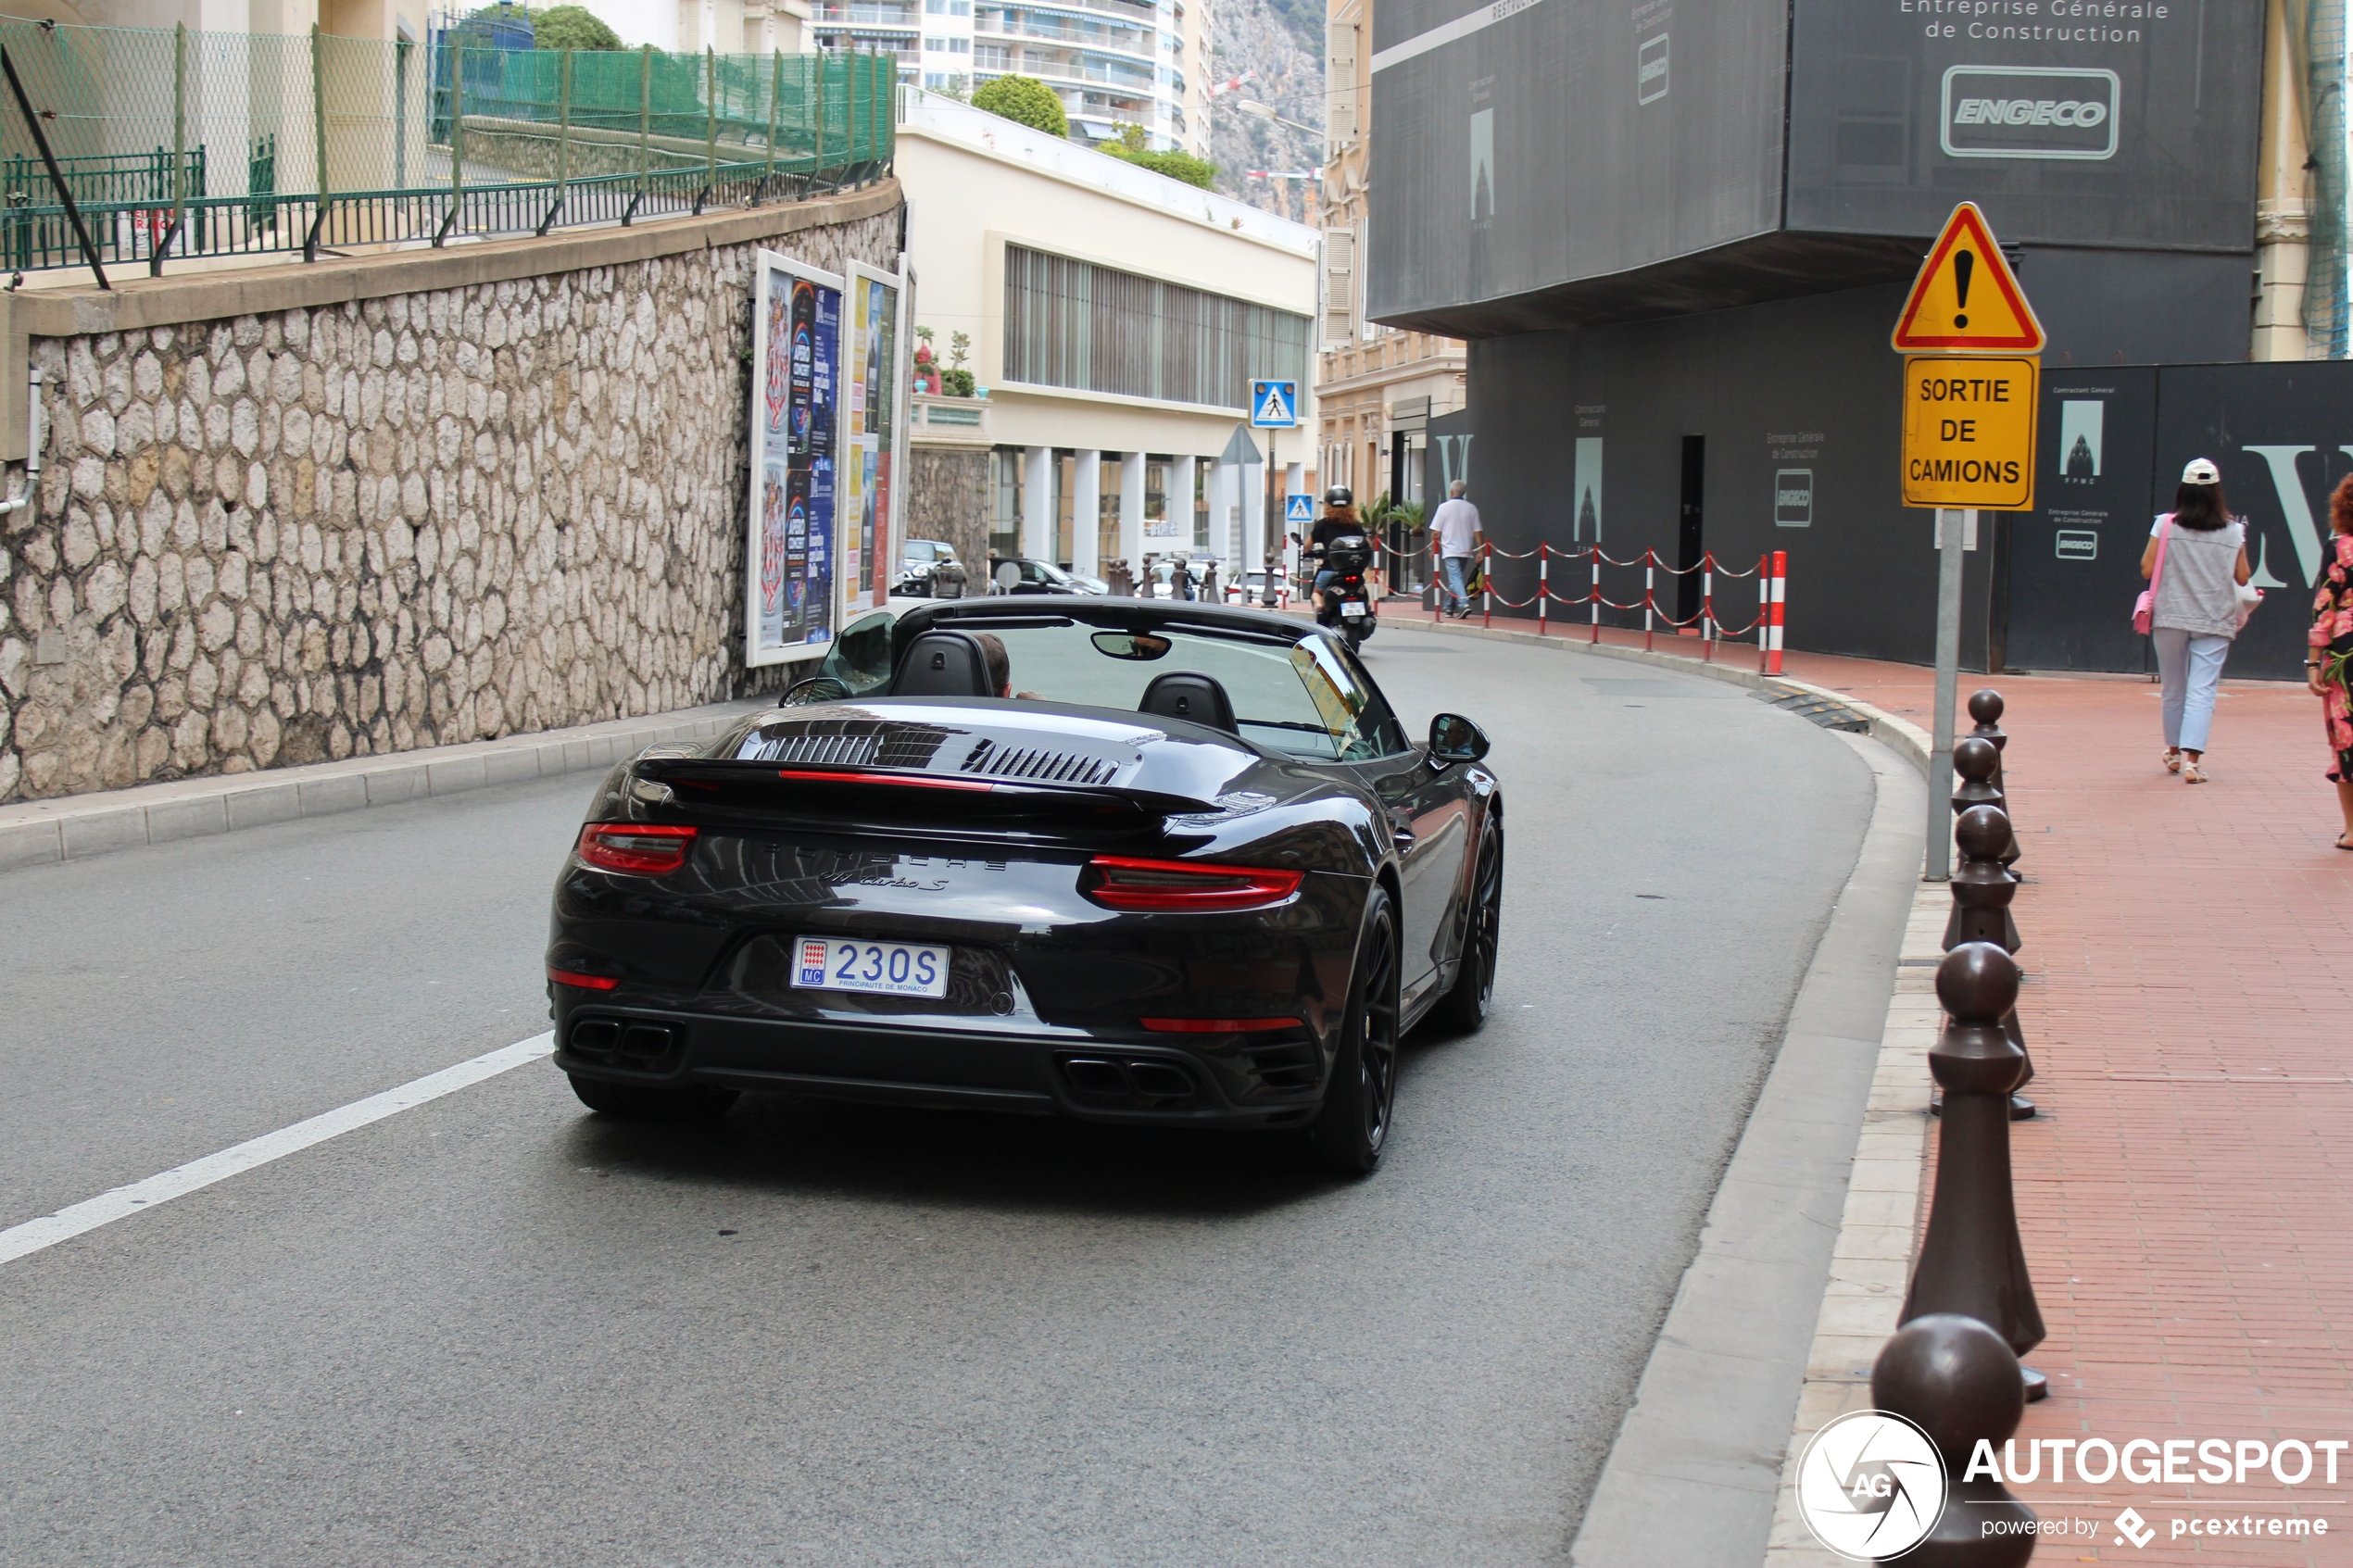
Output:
(2133, 515), (2172, 635)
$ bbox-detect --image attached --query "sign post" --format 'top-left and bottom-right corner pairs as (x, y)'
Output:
(1251, 378), (1299, 583)
(1892, 204), (2043, 881)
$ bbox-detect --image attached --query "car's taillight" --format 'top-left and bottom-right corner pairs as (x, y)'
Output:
(1081, 855), (1302, 911)
(1140, 1015), (1304, 1033)
(575, 822), (698, 875)
(547, 966), (621, 991)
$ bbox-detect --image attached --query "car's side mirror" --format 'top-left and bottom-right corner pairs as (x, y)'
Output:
(1428, 712), (1490, 765)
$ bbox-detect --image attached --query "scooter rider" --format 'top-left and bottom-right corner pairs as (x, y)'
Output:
(1308, 486), (1362, 612)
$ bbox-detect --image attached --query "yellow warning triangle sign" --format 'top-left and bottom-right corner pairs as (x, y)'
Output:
(1891, 203), (2045, 353)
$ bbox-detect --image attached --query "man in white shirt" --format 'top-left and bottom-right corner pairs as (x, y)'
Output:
(1429, 481), (1482, 618)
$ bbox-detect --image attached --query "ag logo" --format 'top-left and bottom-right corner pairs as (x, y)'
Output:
(1796, 1410), (1948, 1560)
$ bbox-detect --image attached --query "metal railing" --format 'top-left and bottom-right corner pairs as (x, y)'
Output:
(0, 19), (895, 283)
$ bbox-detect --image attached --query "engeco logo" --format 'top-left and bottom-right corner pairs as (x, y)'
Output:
(1797, 1411), (1949, 1561)
(1940, 66), (2120, 160)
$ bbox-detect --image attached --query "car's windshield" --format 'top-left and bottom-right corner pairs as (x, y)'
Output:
(1033, 560), (1075, 585)
(941, 618), (1405, 761)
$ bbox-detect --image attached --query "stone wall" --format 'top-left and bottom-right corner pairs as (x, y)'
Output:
(0, 194), (900, 803)
(905, 445), (988, 570)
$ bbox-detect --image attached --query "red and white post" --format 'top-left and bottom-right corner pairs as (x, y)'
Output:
(1537, 544), (1549, 636)
(1765, 550), (1787, 675)
(1701, 553), (1717, 663)
(1642, 549), (1656, 652)
(1588, 547), (1600, 644)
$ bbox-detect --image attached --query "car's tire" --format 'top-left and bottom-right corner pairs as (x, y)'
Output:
(1428, 815), (1503, 1034)
(568, 1073), (738, 1122)
(1304, 886), (1402, 1176)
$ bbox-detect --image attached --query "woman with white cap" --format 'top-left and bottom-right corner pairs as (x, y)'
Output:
(2140, 457), (2252, 784)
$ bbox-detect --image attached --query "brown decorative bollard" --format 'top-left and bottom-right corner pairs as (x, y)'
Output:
(1948, 737), (2024, 959)
(1951, 734), (2005, 815)
(1969, 689), (2021, 872)
(1934, 807), (2037, 1119)
(1870, 1314), (2037, 1565)
(1946, 807), (2017, 950)
(1903, 943), (2047, 1399)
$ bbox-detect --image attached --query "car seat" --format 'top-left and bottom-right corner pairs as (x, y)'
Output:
(891, 631), (996, 696)
(1138, 671), (1238, 733)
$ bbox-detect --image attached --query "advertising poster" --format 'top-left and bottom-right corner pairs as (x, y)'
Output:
(746, 251), (844, 665)
(845, 261), (907, 612)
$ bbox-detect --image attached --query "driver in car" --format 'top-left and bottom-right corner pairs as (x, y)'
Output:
(974, 632), (1040, 700)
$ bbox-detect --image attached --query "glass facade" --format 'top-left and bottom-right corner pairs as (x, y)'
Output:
(1002, 245), (1313, 412)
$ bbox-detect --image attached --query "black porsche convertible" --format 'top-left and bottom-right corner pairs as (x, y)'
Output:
(545, 599), (1503, 1173)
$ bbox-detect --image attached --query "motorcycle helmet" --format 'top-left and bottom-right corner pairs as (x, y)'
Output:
(1322, 485), (1353, 508)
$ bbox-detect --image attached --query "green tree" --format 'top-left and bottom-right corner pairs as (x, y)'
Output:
(971, 75), (1068, 137)
(1099, 122), (1215, 190)
(531, 5), (624, 49)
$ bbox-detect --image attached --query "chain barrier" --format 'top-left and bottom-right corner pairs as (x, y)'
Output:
(1343, 537), (1789, 675)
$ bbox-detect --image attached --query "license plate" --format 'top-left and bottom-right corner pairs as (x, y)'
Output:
(1340, 600), (1366, 618)
(791, 936), (951, 997)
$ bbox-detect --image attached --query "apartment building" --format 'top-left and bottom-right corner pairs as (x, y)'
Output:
(1315, 0), (1462, 517)
(893, 0), (1206, 156)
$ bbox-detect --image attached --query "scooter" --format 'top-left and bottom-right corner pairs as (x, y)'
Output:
(1314, 534), (1377, 649)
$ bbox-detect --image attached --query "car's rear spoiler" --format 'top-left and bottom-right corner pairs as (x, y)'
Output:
(634, 758), (1217, 817)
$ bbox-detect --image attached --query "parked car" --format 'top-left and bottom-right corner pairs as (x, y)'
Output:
(1139, 558), (1212, 598)
(896, 539), (963, 597)
(988, 557), (1108, 596)
(546, 597), (1504, 1174)
(1223, 569), (1282, 606)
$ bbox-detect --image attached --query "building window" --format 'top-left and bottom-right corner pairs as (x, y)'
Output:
(1002, 244), (1312, 411)
(975, 42), (1010, 68)
(990, 446), (1024, 559)
(924, 33), (970, 50)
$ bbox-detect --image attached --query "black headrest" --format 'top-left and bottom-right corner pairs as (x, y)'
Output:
(1138, 671), (1239, 734)
(892, 630), (995, 697)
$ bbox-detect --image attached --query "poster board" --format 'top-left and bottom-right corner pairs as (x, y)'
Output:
(843, 260), (909, 614)
(745, 250), (845, 667)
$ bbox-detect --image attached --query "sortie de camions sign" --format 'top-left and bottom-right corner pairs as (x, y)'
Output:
(1900, 355), (2040, 510)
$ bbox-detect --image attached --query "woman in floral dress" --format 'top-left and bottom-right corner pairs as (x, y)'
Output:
(2313, 477), (2353, 848)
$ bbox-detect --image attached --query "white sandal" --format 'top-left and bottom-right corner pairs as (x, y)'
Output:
(2183, 757), (2208, 784)
(2161, 747), (2183, 773)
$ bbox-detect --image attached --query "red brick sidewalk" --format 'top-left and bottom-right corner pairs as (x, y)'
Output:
(1367, 603), (2353, 1553)
(1637, 622), (2352, 1562)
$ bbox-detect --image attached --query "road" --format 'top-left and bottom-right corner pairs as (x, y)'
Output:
(0, 624), (1875, 1567)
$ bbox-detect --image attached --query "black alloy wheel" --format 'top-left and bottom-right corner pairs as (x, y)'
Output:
(568, 1073), (738, 1122)
(1306, 886), (1401, 1174)
(1429, 818), (1503, 1033)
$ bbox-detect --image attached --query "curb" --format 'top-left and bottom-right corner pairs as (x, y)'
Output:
(0, 695), (776, 875)
(1566, 733), (1928, 1565)
(1758, 877), (1950, 1566)
(1366, 613), (1945, 1563)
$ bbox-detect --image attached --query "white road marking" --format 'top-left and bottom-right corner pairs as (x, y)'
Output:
(0, 1033), (556, 1267)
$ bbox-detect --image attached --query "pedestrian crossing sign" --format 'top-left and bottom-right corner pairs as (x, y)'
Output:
(1251, 379), (1299, 428)
(1285, 493), (1314, 523)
